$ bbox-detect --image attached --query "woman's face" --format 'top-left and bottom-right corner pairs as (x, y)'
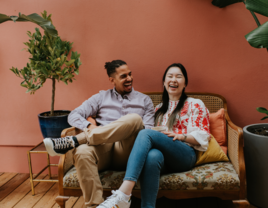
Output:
(164, 67), (186, 98)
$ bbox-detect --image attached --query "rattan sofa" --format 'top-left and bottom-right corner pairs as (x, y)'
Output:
(55, 92), (249, 208)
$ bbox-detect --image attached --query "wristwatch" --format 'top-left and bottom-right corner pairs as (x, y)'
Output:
(182, 134), (187, 142)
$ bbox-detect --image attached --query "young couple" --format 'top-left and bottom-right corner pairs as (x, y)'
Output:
(43, 60), (210, 208)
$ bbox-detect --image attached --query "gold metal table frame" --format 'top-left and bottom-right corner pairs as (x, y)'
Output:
(27, 142), (58, 195)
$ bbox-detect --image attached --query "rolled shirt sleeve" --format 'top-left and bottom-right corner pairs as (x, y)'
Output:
(187, 100), (211, 151)
(142, 96), (155, 129)
(68, 93), (101, 130)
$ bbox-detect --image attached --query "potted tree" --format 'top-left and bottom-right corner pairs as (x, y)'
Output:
(211, 1), (268, 207)
(2, 11), (82, 138)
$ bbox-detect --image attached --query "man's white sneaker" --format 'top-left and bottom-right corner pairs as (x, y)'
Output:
(97, 190), (131, 208)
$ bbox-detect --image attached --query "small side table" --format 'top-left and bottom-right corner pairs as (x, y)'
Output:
(27, 142), (58, 195)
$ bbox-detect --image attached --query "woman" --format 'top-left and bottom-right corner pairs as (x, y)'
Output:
(97, 63), (210, 208)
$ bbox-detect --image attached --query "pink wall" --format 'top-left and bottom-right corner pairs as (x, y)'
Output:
(1, 0), (268, 173)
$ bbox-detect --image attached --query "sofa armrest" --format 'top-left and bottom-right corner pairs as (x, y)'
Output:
(224, 110), (246, 198)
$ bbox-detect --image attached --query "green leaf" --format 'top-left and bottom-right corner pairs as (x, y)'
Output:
(60, 54), (65, 62)
(21, 84), (28, 88)
(64, 74), (72, 79)
(261, 116), (268, 120)
(246, 0), (268, 17)
(0, 13), (11, 23)
(0, 12), (58, 37)
(76, 58), (82, 67)
(65, 59), (75, 66)
(257, 107), (268, 114)
(212, 0), (243, 8)
(245, 21), (268, 48)
(40, 67), (48, 75)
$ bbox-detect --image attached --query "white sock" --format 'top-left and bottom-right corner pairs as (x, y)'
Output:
(117, 190), (131, 201)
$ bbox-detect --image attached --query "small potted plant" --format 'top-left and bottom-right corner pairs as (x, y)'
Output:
(8, 11), (82, 138)
(211, 1), (268, 207)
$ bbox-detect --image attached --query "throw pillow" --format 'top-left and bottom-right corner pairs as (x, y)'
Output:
(209, 108), (227, 154)
(195, 134), (229, 166)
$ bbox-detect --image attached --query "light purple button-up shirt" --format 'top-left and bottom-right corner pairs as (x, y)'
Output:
(68, 88), (155, 130)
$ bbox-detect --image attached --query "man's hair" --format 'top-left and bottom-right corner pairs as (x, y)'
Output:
(104, 60), (127, 77)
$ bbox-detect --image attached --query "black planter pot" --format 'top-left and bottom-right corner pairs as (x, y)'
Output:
(38, 110), (71, 138)
(243, 123), (268, 208)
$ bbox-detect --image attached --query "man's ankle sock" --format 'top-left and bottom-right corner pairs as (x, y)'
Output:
(73, 136), (79, 147)
(117, 190), (131, 201)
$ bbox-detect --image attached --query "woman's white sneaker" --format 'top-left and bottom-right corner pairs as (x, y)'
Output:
(97, 190), (131, 208)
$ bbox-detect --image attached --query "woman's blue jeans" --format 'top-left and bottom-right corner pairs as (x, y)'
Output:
(123, 129), (196, 208)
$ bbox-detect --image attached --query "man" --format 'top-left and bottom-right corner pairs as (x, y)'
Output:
(43, 60), (155, 208)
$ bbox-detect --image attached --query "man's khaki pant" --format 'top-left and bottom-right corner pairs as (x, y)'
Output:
(72, 114), (144, 208)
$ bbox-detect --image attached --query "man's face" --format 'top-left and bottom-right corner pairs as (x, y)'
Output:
(109, 64), (133, 95)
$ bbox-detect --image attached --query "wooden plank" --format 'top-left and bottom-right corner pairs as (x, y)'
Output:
(0, 172), (17, 187)
(52, 196), (79, 208)
(13, 175), (55, 208)
(0, 173), (29, 202)
(197, 197), (218, 208)
(32, 183), (58, 208)
(0, 172), (4, 176)
(0, 174), (46, 208)
(66, 197), (79, 208)
(73, 196), (85, 208)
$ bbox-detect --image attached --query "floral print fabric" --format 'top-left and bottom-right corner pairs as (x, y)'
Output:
(155, 97), (211, 151)
(63, 162), (239, 190)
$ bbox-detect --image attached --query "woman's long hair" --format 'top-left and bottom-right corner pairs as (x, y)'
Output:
(155, 63), (188, 130)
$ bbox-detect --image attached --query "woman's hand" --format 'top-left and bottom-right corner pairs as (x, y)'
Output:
(162, 131), (200, 145)
(162, 131), (185, 141)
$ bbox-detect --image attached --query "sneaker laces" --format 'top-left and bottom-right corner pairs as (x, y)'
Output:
(52, 136), (74, 150)
(98, 190), (126, 208)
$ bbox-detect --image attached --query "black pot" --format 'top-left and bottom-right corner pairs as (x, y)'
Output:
(38, 110), (71, 138)
(243, 123), (268, 208)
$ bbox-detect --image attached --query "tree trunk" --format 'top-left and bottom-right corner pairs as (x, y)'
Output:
(50, 78), (55, 116)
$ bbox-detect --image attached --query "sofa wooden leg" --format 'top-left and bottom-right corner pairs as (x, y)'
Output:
(56, 196), (70, 208)
(233, 200), (250, 208)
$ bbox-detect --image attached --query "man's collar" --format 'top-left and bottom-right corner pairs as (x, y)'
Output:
(112, 87), (135, 101)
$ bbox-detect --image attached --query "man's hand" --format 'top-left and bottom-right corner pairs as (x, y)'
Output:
(87, 124), (99, 131)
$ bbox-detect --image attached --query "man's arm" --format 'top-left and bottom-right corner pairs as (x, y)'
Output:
(142, 96), (155, 129)
(68, 93), (101, 130)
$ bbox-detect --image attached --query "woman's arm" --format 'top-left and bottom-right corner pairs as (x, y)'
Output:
(186, 99), (210, 151)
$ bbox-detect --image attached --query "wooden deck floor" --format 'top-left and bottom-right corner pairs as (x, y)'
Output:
(0, 172), (257, 208)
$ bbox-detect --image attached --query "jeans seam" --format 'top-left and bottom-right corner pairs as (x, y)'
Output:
(134, 136), (151, 179)
(124, 131), (152, 183)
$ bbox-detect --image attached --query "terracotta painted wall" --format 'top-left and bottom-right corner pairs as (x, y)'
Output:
(1, 0), (268, 173)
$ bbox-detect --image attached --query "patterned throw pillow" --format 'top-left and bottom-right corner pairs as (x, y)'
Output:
(195, 134), (229, 166)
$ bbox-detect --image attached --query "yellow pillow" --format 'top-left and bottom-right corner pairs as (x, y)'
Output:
(195, 135), (229, 166)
